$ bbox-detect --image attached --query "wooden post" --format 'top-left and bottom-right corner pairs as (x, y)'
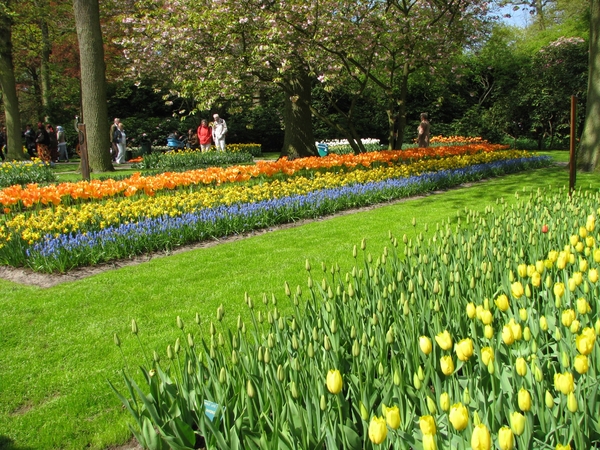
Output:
(569, 95), (576, 194)
(75, 119), (91, 181)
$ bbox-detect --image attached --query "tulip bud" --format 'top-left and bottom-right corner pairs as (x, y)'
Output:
(219, 367), (227, 384)
(413, 372), (422, 389)
(177, 316), (184, 330)
(515, 357), (527, 376)
(290, 381), (299, 399)
(567, 392), (578, 412)
(360, 401), (369, 420)
(545, 390), (554, 409)
(167, 344), (174, 360)
(518, 388), (531, 412)
(113, 333), (121, 347)
(393, 369), (401, 386)
(174, 338), (181, 354)
(131, 319), (138, 335)
(463, 388), (470, 405)
(439, 392), (450, 411)
(153, 350), (160, 363)
(484, 325), (494, 339)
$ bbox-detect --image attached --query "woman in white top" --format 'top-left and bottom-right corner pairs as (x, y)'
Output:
(116, 123), (127, 164)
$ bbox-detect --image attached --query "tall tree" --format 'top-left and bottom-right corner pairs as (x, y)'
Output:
(0, 2), (26, 160)
(72, 0), (112, 172)
(578, 0), (600, 172)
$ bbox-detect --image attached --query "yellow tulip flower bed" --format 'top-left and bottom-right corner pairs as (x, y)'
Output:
(112, 185), (599, 449)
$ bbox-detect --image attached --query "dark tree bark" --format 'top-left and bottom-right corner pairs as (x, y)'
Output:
(280, 68), (318, 158)
(578, 0), (600, 172)
(0, 6), (26, 161)
(72, 0), (113, 172)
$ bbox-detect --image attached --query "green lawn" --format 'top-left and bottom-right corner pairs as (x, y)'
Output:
(0, 151), (595, 449)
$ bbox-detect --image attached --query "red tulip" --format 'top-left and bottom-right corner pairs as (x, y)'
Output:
(542, 225), (549, 233)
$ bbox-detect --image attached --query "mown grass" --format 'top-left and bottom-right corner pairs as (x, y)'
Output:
(0, 151), (595, 449)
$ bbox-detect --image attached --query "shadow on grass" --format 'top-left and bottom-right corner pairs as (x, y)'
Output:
(0, 436), (35, 450)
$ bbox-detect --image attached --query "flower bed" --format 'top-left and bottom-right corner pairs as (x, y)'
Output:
(0, 159), (57, 188)
(112, 186), (600, 449)
(0, 144), (510, 213)
(0, 150), (549, 272)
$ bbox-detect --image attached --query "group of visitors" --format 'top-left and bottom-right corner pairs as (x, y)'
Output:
(167, 114), (228, 152)
(1, 122), (71, 163)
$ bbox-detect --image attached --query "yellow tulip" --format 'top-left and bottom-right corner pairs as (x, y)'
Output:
(554, 282), (565, 299)
(511, 281), (524, 299)
(455, 338), (474, 361)
(570, 319), (580, 334)
(567, 392), (578, 412)
(368, 416), (387, 444)
(535, 260), (545, 274)
(548, 250), (558, 262)
(561, 309), (575, 327)
(517, 264), (527, 278)
(574, 354), (589, 374)
(419, 415), (436, 435)
(556, 444), (571, 450)
(579, 259), (588, 272)
(422, 433), (437, 450)
(586, 236), (595, 248)
(481, 347), (494, 366)
(557, 254), (567, 269)
(326, 369), (343, 394)
(577, 297), (591, 315)
(475, 305), (483, 320)
(570, 234), (579, 246)
(498, 426), (514, 450)
(531, 271), (541, 287)
(576, 327), (596, 355)
(448, 403), (469, 431)
(526, 264), (536, 277)
(502, 325), (515, 345)
(419, 336), (433, 355)
(439, 392), (450, 412)
(518, 388), (531, 412)
(575, 242), (584, 253)
(495, 294), (509, 311)
(435, 330), (453, 350)
(568, 278), (577, 292)
(579, 226), (588, 238)
(554, 372), (575, 395)
(480, 309), (493, 325)
(484, 325), (494, 339)
(515, 357), (527, 376)
(382, 404), (401, 430)
(519, 308), (528, 321)
(471, 424), (491, 450)
(466, 302), (476, 319)
(589, 268), (599, 283)
(440, 355), (454, 376)
(508, 319), (522, 340)
(540, 316), (548, 331)
(510, 411), (526, 436)
(545, 390), (554, 409)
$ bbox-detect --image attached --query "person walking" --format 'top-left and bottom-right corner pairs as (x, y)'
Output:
(24, 124), (37, 158)
(56, 126), (69, 162)
(417, 113), (430, 148)
(115, 123), (127, 164)
(110, 118), (120, 161)
(211, 114), (227, 151)
(197, 119), (212, 152)
(36, 122), (52, 163)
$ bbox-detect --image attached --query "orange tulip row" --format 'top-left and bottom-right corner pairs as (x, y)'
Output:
(0, 143), (508, 212)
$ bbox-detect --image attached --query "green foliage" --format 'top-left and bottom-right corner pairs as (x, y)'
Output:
(131, 150), (254, 171)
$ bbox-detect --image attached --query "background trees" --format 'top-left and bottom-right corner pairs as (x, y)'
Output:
(0, 0), (594, 163)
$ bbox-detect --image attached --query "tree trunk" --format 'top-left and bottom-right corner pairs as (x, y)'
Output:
(40, 13), (51, 121)
(395, 63), (410, 150)
(0, 8), (26, 161)
(280, 69), (317, 159)
(578, 0), (600, 172)
(72, 0), (113, 172)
